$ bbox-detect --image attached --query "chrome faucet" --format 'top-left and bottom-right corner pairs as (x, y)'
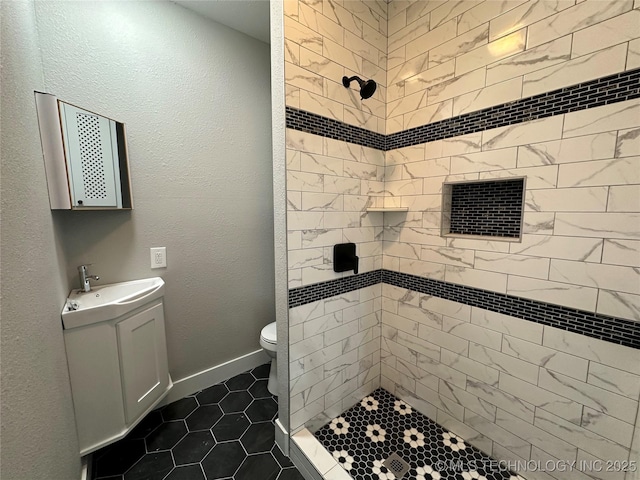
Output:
(78, 265), (100, 292)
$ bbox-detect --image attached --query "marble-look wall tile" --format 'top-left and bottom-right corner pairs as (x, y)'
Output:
(489, 0), (575, 42)
(602, 239), (640, 267)
(549, 259), (640, 296)
(507, 275), (598, 311)
(571, 9), (640, 57)
(526, 0), (633, 49)
(486, 34), (572, 86)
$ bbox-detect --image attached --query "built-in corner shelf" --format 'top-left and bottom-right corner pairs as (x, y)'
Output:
(366, 207), (409, 212)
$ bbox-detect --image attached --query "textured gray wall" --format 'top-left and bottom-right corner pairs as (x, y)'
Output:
(0, 2), (80, 479)
(35, 1), (275, 381)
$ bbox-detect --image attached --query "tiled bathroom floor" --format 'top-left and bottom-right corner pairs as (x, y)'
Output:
(91, 364), (303, 480)
(315, 389), (520, 480)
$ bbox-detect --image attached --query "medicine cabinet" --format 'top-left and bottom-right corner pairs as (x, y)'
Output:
(35, 92), (133, 210)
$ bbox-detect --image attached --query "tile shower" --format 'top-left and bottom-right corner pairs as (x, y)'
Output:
(282, 1), (640, 480)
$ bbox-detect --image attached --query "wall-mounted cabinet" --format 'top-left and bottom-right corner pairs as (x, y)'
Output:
(35, 92), (133, 210)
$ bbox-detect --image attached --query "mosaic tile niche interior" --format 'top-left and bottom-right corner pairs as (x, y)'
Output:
(283, 1), (640, 480)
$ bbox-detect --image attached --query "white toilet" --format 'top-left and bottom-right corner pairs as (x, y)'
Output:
(259, 322), (278, 395)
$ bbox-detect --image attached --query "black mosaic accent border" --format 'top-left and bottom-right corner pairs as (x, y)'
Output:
(286, 106), (386, 150)
(382, 270), (640, 350)
(286, 68), (640, 151)
(287, 270), (640, 349)
(288, 270), (382, 308)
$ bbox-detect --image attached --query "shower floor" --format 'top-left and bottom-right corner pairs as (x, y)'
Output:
(314, 389), (519, 480)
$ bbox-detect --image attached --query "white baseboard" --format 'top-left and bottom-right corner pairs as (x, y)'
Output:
(161, 349), (270, 405)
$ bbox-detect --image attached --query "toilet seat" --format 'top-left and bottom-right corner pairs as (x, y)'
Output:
(260, 322), (277, 345)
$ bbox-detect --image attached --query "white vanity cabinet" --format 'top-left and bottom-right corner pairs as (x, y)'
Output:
(63, 286), (172, 456)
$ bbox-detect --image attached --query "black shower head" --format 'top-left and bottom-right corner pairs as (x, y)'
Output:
(342, 75), (377, 100)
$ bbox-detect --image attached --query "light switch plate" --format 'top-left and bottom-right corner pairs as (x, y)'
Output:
(150, 247), (166, 269)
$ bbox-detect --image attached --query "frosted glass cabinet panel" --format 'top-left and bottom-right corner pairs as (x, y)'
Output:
(35, 92), (133, 210)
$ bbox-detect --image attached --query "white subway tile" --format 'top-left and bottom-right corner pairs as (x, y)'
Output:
(479, 165), (558, 189)
(452, 77), (522, 117)
(487, 35), (572, 86)
(525, 187), (608, 212)
(507, 275), (598, 311)
(523, 43), (627, 97)
(597, 289), (640, 322)
(285, 16), (323, 53)
(608, 185), (640, 212)
(471, 307), (543, 343)
(510, 234), (602, 262)
(527, 0), (633, 49)
(469, 342), (540, 385)
(483, 116), (564, 151)
(427, 68), (486, 106)
(538, 369), (639, 424)
(496, 410), (577, 461)
(489, 0), (575, 41)
(517, 132), (617, 167)
(450, 147), (518, 174)
(628, 37), (640, 70)
(445, 266), (508, 293)
(554, 213), (640, 240)
(456, 29), (526, 77)
(534, 409), (630, 461)
(404, 100), (454, 129)
(602, 239), (640, 267)
(588, 362), (640, 400)
(287, 211), (324, 230)
(502, 335), (589, 381)
(550, 259), (640, 295)
(543, 326), (640, 373)
(581, 407), (635, 448)
(563, 99), (640, 139)
(572, 9), (640, 57)
(616, 127), (640, 158)
(558, 157), (640, 188)
(499, 373), (584, 422)
(430, 24), (490, 69)
(466, 379), (535, 423)
(440, 349), (500, 387)
(464, 410), (534, 459)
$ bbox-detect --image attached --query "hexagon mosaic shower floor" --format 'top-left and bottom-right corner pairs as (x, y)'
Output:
(91, 364), (303, 480)
(314, 389), (522, 480)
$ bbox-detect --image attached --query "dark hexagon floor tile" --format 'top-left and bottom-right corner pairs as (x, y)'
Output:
(241, 422), (275, 454)
(145, 421), (187, 452)
(171, 431), (215, 465)
(272, 445), (293, 468)
(161, 397), (198, 421)
(201, 441), (246, 479)
(211, 413), (250, 442)
(123, 452), (173, 480)
(185, 404), (223, 431)
(246, 397), (278, 422)
(164, 464), (205, 480)
(251, 363), (271, 379)
(235, 453), (280, 480)
(196, 384), (228, 405)
(248, 379), (271, 399)
(125, 411), (163, 440)
(219, 390), (252, 413)
(225, 372), (255, 391)
(94, 439), (146, 477)
(278, 467), (305, 480)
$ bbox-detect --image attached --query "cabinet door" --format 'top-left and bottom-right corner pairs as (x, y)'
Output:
(59, 102), (122, 208)
(116, 303), (170, 424)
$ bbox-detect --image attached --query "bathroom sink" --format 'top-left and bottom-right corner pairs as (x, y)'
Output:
(62, 277), (165, 329)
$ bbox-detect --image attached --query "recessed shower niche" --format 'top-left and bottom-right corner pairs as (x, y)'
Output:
(441, 177), (526, 240)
